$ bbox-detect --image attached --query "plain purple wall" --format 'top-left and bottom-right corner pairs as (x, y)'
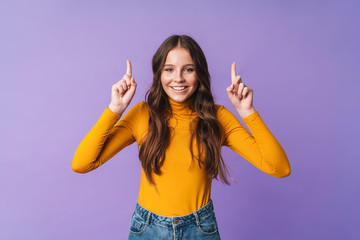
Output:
(1, 0), (359, 239)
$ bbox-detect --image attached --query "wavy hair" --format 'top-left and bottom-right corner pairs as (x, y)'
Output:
(139, 35), (231, 186)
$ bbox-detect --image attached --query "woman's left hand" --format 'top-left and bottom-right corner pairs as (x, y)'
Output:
(226, 62), (256, 119)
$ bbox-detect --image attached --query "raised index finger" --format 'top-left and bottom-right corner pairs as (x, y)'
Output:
(231, 62), (236, 80)
(126, 59), (132, 76)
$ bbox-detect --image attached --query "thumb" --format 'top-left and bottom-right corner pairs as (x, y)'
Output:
(127, 77), (137, 93)
(130, 77), (137, 87)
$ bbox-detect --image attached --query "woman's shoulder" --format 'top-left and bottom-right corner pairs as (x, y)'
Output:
(215, 104), (224, 111)
(132, 101), (148, 110)
(215, 104), (230, 116)
(214, 104), (239, 125)
(122, 101), (149, 120)
(128, 101), (149, 111)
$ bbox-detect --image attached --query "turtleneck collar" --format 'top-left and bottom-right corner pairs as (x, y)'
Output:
(168, 97), (196, 117)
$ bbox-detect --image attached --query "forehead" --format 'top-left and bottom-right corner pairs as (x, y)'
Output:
(165, 47), (194, 64)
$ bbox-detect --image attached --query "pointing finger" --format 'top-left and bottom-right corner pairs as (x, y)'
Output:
(231, 62), (236, 81)
(126, 59), (132, 77)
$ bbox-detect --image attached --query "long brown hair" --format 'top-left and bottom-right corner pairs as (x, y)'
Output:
(139, 35), (231, 185)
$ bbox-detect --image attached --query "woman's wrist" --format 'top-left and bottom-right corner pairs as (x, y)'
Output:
(108, 103), (124, 116)
(236, 107), (256, 119)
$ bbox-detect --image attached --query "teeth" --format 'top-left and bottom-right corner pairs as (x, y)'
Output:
(172, 87), (186, 90)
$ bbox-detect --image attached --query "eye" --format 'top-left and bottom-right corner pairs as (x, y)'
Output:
(164, 68), (174, 72)
(184, 68), (195, 72)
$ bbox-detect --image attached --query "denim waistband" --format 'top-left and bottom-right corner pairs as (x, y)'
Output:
(134, 199), (214, 227)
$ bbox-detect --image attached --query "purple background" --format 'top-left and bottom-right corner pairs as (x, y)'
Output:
(1, 0), (359, 239)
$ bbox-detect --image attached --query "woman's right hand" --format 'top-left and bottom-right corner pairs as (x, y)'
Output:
(108, 60), (137, 115)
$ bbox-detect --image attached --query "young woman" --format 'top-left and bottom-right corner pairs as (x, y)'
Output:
(72, 35), (291, 239)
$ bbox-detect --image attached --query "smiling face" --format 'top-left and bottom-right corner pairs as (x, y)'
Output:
(160, 47), (198, 103)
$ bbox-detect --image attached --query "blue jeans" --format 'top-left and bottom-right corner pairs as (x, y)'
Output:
(128, 199), (221, 239)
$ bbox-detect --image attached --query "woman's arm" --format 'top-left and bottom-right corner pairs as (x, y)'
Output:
(219, 107), (291, 178)
(72, 60), (138, 173)
(72, 105), (138, 173)
(223, 62), (290, 177)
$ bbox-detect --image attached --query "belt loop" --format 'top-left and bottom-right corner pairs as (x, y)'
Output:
(146, 211), (151, 225)
(193, 211), (200, 226)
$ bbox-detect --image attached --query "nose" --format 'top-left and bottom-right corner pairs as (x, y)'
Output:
(174, 70), (185, 83)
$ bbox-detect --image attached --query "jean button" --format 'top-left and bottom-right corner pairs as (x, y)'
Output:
(174, 219), (183, 224)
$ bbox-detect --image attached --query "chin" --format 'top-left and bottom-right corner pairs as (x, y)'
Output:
(169, 96), (188, 102)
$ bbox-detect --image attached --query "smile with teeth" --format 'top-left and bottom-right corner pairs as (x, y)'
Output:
(171, 86), (188, 91)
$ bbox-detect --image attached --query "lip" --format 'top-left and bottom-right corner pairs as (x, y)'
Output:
(170, 86), (188, 92)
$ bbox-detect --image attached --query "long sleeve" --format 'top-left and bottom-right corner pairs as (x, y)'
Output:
(72, 103), (145, 173)
(217, 106), (291, 178)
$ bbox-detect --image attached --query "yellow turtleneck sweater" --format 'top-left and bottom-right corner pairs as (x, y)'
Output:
(72, 98), (290, 217)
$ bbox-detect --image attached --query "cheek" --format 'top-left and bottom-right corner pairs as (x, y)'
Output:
(161, 73), (171, 86)
(191, 77), (198, 89)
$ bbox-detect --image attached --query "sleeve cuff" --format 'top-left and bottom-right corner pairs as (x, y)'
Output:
(104, 106), (122, 120)
(89, 106), (122, 132)
(242, 110), (260, 123)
